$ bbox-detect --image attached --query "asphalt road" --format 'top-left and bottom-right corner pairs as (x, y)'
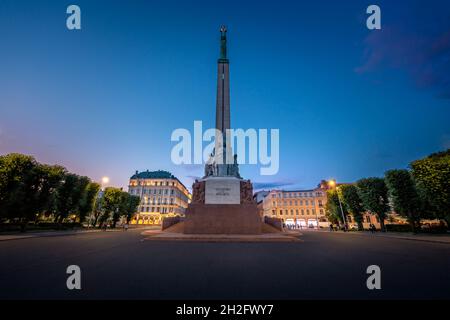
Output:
(0, 229), (449, 299)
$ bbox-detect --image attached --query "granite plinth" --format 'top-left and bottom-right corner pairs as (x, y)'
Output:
(205, 177), (240, 204)
(184, 204), (261, 235)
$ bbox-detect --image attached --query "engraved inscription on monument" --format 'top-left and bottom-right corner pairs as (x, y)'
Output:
(205, 178), (240, 204)
(215, 187), (230, 196)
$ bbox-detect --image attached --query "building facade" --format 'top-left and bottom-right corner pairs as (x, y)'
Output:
(128, 170), (191, 225)
(259, 180), (444, 231)
(260, 182), (329, 228)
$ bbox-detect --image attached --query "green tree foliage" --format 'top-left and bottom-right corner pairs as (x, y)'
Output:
(90, 192), (104, 227)
(325, 189), (347, 224)
(0, 153), (125, 230)
(410, 149), (450, 227)
(0, 154), (69, 230)
(54, 174), (80, 223)
(0, 154), (68, 228)
(357, 178), (390, 232)
(385, 169), (422, 233)
(339, 185), (364, 230)
(123, 194), (140, 223)
(97, 188), (140, 227)
(0, 154), (92, 226)
(77, 182), (100, 223)
(0, 154), (39, 225)
(101, 187), (124, 227)
(415, 183), (436, 220)
(55, 173), (89, 223)
(35, 164), (66, 216)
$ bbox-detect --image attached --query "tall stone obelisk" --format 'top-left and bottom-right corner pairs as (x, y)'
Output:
(205, 26), (239, 178)
(215, 25), (231, 170)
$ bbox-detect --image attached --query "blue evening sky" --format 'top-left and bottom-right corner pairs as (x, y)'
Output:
(1, 0), (449, 191)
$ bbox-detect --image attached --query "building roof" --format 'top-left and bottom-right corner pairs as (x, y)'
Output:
(129, 170), (190, 193)
(130, 170), (176, 180)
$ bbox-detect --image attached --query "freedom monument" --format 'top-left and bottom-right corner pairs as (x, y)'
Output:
(184, 26), (262, 234)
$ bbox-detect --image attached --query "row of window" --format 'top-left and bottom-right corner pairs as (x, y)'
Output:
(130, 188), (176, 196)
(134, 215), (160, 222)
(139, 206), (175, 213)
(130, 188), (190, 203)
(275, 208), (325, 216)
(132, 180), (177, 187)
(271, 191), (324, 198)
(271, 199), (323, 207)
(142, 197), (176, 205)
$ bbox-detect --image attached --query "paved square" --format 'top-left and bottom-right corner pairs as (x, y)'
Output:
(0, 229), (449, 299)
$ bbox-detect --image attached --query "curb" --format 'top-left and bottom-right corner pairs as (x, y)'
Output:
(323, 230), (450, 245)
(0, 230), (101, 242)
(141, 230), (303, 243)
(0, 228), (146, 242)
(142, 236), (302, 243)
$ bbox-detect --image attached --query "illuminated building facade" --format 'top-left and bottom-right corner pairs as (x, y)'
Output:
(128, 170), (191, 225)
(260, 182), (329, 228)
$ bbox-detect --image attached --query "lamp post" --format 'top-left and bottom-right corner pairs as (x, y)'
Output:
(101, 176), (109, 191)
(328, 179), (347, 231)
(314, 208), (320, 230)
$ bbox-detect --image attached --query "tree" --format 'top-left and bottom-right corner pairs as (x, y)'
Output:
(35, 164), (66, 216)
(54, 174), (89, 224)
(54, 173), (78, 224)
(339, 184), (364, 230)
(0, 154), (68, 230)
(410, 149), (450, 228)
(0, 154), (39, 229)
(77, 182), (100, 224)
(102, 187), (124, 228)
(325, 189), (347, 225)
(357, 178), (390, 232)
(91, 191), (104, 227)
(71, 176), (90, 221)
(0, 153), (126, 231)
(415, 182), (437, 220)
(385, 169), (422, 233)
(122, 193), (140, 223)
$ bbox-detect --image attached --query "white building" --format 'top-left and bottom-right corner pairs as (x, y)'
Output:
(128, 170), (191, 225)
(259, 182), (329, 228)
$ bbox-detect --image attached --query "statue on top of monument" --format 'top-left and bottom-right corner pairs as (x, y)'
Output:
(219, 25), (227, 61)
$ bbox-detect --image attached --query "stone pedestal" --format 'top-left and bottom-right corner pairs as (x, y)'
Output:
(205, 177), (240, 204)
(184, 204), (261, 234)
(184, 177), (261, 234)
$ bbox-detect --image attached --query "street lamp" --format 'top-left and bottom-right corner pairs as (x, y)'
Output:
(101, 176), (109, 190)
(328, 179), (347, 231)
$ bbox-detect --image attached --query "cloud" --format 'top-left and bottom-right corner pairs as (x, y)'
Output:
(180, 164), (203, 173)
(252, 181), (294, 190)
(356, 26), (450, 99)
